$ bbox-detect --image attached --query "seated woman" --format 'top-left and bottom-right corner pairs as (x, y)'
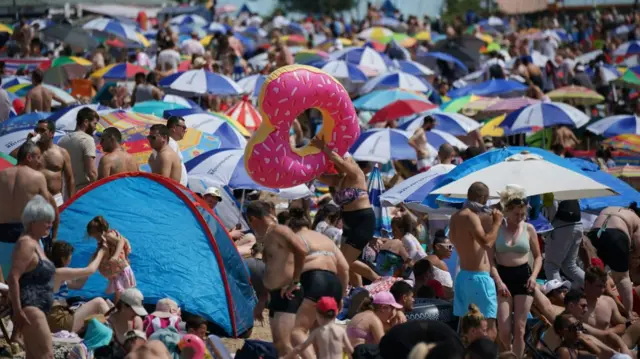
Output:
(554, 313), (616, 359)
(392, 213), (426, 264)
(346, 291), (402, 347)
(105, 288), (146, 350)
(376, 220), (412, 278)
(426, 230), (454, 299)
(48, 240), (112, 333)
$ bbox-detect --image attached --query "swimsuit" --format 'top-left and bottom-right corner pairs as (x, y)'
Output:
(453, 270), (497, 319)
(587, 213), (631, 273)
(341, 208), (376, 251)
(495, 223), (533, 297)
(298, 233), (344, 303)
(0, 222), (23, 277)
(347, 325), (375, 343)
(374, 250), (404, 277)
(19, 250), (55, 313)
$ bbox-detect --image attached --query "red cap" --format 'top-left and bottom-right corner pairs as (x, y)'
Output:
(427, 280), (445, 299)
(591, 258), (605, 271)
(316, 296), (338, 314)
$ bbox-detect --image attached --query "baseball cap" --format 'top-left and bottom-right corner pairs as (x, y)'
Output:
(203, 187), (223, 200)
(151, 298), (179, 319)
(120, 288), (149, 316)
(373, 291), (403, 309)
(541, 279), (571, 295)
(125, 329), (147, 341)
(316, 296), (338, 314)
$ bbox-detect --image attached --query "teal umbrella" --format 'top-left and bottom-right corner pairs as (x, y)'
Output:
(132, 101), (187, 117)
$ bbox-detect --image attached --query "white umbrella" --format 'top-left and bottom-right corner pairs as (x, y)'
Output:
(0, 129), (66, 155)
(350, 128), (419, 163)
(430, 152), (616, 201)
(381, 164), (455, 207)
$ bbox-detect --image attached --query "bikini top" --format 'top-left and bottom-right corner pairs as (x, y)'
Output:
(333, 187), (367, 207)
(299, 233), (336, 257)
(495, 222), (530, 254)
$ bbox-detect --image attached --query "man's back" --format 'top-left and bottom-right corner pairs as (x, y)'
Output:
(449, 208), (492, 272)
(26, 85), (52, 112)
(58, 131), (96, 191)
(0, 166), (46, 223)
(100, 150), (139, 178)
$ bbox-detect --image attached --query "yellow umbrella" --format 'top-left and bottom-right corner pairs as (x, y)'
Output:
(476, 33), (493, 43)
(480, 115), (506, 137)
(136, 33), (151, 48)
(0, 23), (13, 34)
(201, 35), (213, 46)
(414, 31), (431, 41)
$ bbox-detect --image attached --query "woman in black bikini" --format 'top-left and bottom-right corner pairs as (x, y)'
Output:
(311, 137), (379, 287)
(554, 312), (615, 359)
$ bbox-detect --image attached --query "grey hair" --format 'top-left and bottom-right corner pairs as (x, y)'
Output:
(21, 195), (55, 227)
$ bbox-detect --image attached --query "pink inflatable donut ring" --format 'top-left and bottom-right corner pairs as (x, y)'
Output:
(244, 65), (360, 189)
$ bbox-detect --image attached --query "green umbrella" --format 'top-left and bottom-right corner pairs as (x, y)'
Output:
(613, 68), (640, 89)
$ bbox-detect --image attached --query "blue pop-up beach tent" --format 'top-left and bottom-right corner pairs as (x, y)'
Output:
(58, 173), (255, 337)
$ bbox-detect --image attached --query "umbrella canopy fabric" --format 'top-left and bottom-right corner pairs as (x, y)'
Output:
(349, 128), (419, 163)
(587, 115), (640, 138)
(0, 128), (65, 155)
(1, 76), (30, 89)
(481, 97), (541, 115)
(169, 14), (208, 27)
(0, 152), (16, 171)
(613, 66), (640, 89)
(546, 86), (605, 106)
(224, 98), (262, 132)
(132, 101), (188, 118)
(440, 95), (485, 113)
(48, 104), (107, 131)
(417, 51), (469, 73)
(90, 63), (148, 80)
(163, 110), (247, 149)
(162, 94), (203, 111)
(398, 111), (481, 136)
(358, 27), (394, 41)
(0, 112), (51, 135)
(294, 50), (329, 65)
(360, 71), (432, 95)
(381, 164), (456, 207)
(159, 70), (243, 96)
(448, 79), (527, 98)
(603, 134), (640, 153)
(236, 74), (267, 98)
(41, 24), (98, 50)
(353, 89), (430, 111)
(331, 47), (391, 74)
(185, 148), (312, 197)
(82, 18), (146, 46)
(367, 165), (393, 238)
(430, 150), (616, 201)
(7, 83), (76, 107)
(317, 60), (368, 83)
(500, 102), (590, 134)
(97, 110), (166, 132)
(370, 100), (436, 124)
(614, 41), (640, 56)
(393, 60), (435, 77)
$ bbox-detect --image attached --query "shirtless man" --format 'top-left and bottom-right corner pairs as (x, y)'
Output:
(552, 125), (580, 150)
(98, 127), (139, 179)
(582, 267), (627, 334)
(245, 201), (306, 356)
(24, 69), (67, 113)
(408, 115), (436, 173)
(0, 141), (58, 277)
(449, 182), (503, 340)
(147, 124), (181, 183)
(587, 206), (640, 314)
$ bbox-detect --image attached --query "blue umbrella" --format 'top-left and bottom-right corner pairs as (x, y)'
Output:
(380, 164), (455, 207)
(1, 76), (30, 89)
(587, 115), (640, 138)
(350, 128), (418, 163)
(500, 102), (590, 134)
(163, 108), (247, 149)
(162, 94), (203, 111)
(48, 104), (108, 131)
(394, 60), (435, 77)
(353, 89), (430, 111)
(0, 112), (51, 135)
(447, 79), (527, 98)
(159, 69), (243, 96)
(236, 74), (266, 98)
(398, 111), (482, 136)
(316, 60), (368, 83)
(169, 14), (207, 27)
(331, 46), (392, 74)
(360, 71), (433, 95)
(417, 51), (469, 73)
(367, 165), (393, 238)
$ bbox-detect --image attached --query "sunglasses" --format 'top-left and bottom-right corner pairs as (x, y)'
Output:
(507, 198), (528, 206)
(34, 127), (47, 134)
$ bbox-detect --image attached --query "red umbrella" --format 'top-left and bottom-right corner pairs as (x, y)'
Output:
(0, 153), (16, 171)
(369, 99), (436, 124)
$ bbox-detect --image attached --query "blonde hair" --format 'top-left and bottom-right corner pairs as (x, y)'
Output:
(461, 304), (485, 342)
(498, 184), (527, 211)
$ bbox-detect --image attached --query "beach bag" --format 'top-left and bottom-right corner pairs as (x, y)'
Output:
(234, 340), (277, 359)
(555, 200), (581, 223)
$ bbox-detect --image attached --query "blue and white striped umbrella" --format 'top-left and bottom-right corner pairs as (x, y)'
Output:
(163, 108), (247, 148)
(162, 94), (203, 110)
(380, 164), (456, 207)
(331, 46), (392, 75)
(587, 115), (640, 138)
(169, 14), (208, 27)
(0, 128), (65, 155)
(398, 111), (482, 136)
(367, 165), (392, 238)
(360, 71), (433, 95)
(0, 112), (51, 135)
(82, 18), (143, 45)
(236, 74), (267, 98)
(159, 69), (243, 96)
(500, 102), (590, 134)
(614, 41), (640, 56)
(393, 60), (435, 77)
(586, 64), (620, 83)
(317, 60), (368, 83)
(350, 128), (420, 163)
(208, 22), (228, 34)
(614, 24), (635, 36)
(185, 148), (313, 197)
(48, 104), (108, 131)
(1, 76), (30, 89)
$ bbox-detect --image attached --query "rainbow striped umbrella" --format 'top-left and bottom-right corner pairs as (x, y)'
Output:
(90, 62), (148, 80)
(294, 50), (329, 65)
(381, 33), (417, 47)
(280, 35), (306, 46)
(546, 86), (605, 106)
(97, 110), (166, 132)
(0, 152), (16, 171)
(613, 66), (640, 89)
(606, 165), (640, 178)
(224, 98), (262, 132)
(316, 38), (357, 51)
(481, 97), (541, 115)
(209, 112), (251, 137)
(603, 134), (640, 154)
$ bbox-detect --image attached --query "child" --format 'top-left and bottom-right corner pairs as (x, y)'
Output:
(143, 298), (183, 338)
(87, 216), (136, 304)
(283, 297), (353, 359)
(187, 316), (214, 359)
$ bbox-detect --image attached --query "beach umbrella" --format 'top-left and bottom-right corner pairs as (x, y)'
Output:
(48, 104), (107, 131)
(132, 101), (188, 118)
(381, 164), (456, 209)
(208, 22), (228, 34)
(358, 27), (394, 41)
(398, 111), (481, 136)
(41, 24), (98, 49)
(606, 165), (640, 178)
(360, 71), (433, 95)
(393, 60), (435, 77)
(1, 76), (30, 89)
(97, 110), (166, 131)
(7, 83), (76, 107)
(159, 69), (243, 96)
(448, 79), (528, 98)
(0, 24), (12, 35)
(613, 66), (640, 89)
(586, 64), (621, 83)
(546, 86), (605, 106)
(614, 41), (640, 56)
(163, 109), (247, 148)
(481, 97), (541, 115)
(169, 14), (208, 27)
(331, 47), (392, 75)
(82, 18), (147, 47)
(236, 74), (266, 99)
(162, 94), (203, 111)
(369, 100), (436, 124)
(209, 112), (251, 138)
(224, 97), (262, 132)
(316, 60), (368, 84)
(499, 102), (590, 134)
(0, 112), (51, 135)
(185, 148), (312, 197)
(294, 50), (329, 65)
(349, 129), (418, 163)
(43, 61), (90, 87)
(316, 38), (356, 51)
(353, 89), (430, 111)
(90, 63), (148, 81)
(247, 52), (269, 70)
(414, 31), (431, 41)
(367, 165), (393, 238)
(280, 35), (306, 46)
(417, 51), (469, 74)
(0, 152), (16, 171)
(440, 95), (489, 113)
(587, 115), (640, 138)
(603, 134), (640, 153)
(430, 148), (615, 201)
(0, 128), (65, 155)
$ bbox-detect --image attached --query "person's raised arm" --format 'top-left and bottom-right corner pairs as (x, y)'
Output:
(532, 286), (557, 323)
(469, 210), (502, 248)
(311, 137), (358, 176)
(57, 247), (106, 283)
(24, 93), (32, 113)
(106, 231), (125, 261)
(8, 239), (36, 327)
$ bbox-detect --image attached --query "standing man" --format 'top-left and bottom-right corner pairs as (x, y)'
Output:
(408, 115), (436, 172)
(58, 107), (98, 192)
(0, 141), (58, 276)
(544, 198), (585, 289)
(147, 124), (181, 183)
(33, 120), (74, 206)
(449, 182), (502, 340)
(166, 116), (188, 187)
(24, 69), (67, 113)
(98, 127), (139, 179)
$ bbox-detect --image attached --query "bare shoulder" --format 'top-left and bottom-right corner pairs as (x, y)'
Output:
(55, 144), (70, 157)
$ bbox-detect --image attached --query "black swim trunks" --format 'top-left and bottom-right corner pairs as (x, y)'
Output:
(342, 207), (375, 251)
(496, 263), (533, 297)
(267, 288), (303, 318)
(300, 269), (343, 303)
(588, 228), (630, 272)
(0, 223), (24, 277)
